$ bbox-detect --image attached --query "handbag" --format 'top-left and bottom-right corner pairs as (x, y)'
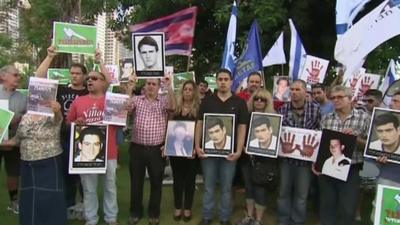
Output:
(250, 155), (279, 190)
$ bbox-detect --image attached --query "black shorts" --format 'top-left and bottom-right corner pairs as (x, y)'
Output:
(0, 147), (21, 177)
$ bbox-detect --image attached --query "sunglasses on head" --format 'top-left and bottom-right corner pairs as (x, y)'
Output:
(254, 96), (267, 102)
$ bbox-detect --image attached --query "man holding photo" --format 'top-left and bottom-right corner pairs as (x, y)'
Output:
(195, 68), (248, 225)
(249, 116), (277, 150)
(204, 118), (231, 150)
(369, 113), (400, 154)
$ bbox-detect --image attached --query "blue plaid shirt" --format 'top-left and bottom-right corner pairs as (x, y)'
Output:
(321, 108), (370, 165)
(278, 101), (321, 166)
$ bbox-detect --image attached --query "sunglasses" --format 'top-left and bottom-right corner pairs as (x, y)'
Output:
(86, 76), (104, 81)
(254, 96), (267, 103)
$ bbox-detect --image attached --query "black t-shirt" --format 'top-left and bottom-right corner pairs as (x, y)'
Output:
(198, 93), (249, 151)
(57, 85), (89, 138)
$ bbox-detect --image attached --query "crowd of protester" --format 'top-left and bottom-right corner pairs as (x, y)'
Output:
(1, 46), (399, 225)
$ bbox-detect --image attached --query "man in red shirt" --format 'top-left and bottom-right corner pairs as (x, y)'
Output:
(237, 71), (262, 102)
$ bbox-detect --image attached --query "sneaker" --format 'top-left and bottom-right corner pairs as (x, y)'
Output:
(7, 200), (19, 214)
(236, 217), (254, 225)
(252, 220), (262, 225)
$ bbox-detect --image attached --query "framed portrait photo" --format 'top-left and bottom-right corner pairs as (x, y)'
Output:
(246, 112), (282, 158)
(315, 129), (357, 181)
(165, 120), (195, 157)
(119, 58), (134, 83)
(278, 126), (322, 162)
(364, 107), (400, 164)
(132, 32), (165, 79)
(202, 113), (235, 157)
(273, 76), (291, 102)
(69, 123), (108, 174)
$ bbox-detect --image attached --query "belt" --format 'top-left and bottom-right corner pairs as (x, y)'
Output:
(132, 142), (163, 150)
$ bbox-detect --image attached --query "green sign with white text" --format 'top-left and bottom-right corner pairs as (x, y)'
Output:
(53, 22), (97, 55)
(0, 108), (14, 143)
(48, 68), (71, 85)
(375, 185), (400, 225)
(174, 72), (195, 92)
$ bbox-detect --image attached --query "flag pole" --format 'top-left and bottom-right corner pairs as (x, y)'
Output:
(186, 55), (191, 72)
(281, 64), (284, 76)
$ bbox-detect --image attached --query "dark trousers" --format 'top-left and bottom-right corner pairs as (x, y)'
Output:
(129, 142), (165, 218)
(61, 138), (83, 207)
(319, 167), (361, 225)
(170, 157), (198, 210)
(20, 155), (67, 225)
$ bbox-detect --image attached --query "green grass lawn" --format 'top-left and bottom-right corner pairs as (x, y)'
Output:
(0, 143), (375, 225)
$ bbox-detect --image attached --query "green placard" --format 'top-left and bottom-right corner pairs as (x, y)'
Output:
(375, 184), (400, 225)
(53, 22), (97, 55)
(48, 69), (71, 85)
(173, 72), (195, 92)
(0, 108), (14, 143)
(204, 75), (217, 92)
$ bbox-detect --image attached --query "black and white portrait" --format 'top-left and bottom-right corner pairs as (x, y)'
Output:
(132, 32), (165, 78)
(202, 113), (235, 157)
(246, 112), (282, 158)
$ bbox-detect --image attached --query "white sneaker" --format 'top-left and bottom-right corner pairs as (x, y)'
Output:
(7, 200), (19, 214)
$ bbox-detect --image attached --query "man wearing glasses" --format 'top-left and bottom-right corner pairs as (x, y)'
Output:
(362, 89), (382, 114)
(313, 85), (370, 225)
(127, 76), (176, 225)
(0, 65), (27, 215)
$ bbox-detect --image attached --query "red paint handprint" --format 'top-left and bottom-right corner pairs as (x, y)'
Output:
(306, 60), (323, 84)
(280, 132), (296, 154)
(299, 134), (319, 158)
(357, 76), (374, 100)
(349, 72), (362, 94)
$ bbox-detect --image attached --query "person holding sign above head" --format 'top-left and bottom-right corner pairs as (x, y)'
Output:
(370, 113), (400, 154)
(195, 68), (248, 225)
(137, 36), (161, 71)
(204, 118), (231, 150)
(75, 126), (105, 162)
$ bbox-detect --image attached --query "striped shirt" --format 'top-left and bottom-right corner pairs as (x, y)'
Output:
(131, 95), (169, 146)
(321, 108), (370, 165)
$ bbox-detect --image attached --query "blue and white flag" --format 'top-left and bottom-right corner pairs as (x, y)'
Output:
(379, 59), (399, 94)
(288, 19), (307, 81)
(232, 20), (263, 91)
(221, 1), (238, 72)
(262, 32), (286, 67)
(336, 0), (371, 36)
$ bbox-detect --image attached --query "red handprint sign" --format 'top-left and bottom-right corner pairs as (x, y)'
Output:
(300, 55), (329, 85)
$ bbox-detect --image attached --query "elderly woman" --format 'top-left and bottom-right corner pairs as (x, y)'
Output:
(1, 101), (66, 225)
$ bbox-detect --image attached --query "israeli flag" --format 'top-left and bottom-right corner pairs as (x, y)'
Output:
(336, 0), (371, 36)
(380, 59), (399, 94)
(288, 19), (307, 81)
(221, 1), (238, 72)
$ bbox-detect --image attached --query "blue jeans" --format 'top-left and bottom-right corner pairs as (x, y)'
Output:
(81, 160), (118, 224)
(319, 168), (360, 225)
(277, 161), (312, 225)
(201, 158), (236, 222)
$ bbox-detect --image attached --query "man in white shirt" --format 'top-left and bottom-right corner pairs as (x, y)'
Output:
(322, 139), (351, 180)
(249, 116), (277, 150)
(369, 112), (400, 154)
(204, 118), (231, 150)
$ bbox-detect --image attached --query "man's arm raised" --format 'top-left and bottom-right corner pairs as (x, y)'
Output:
(36, 46), (57, 78)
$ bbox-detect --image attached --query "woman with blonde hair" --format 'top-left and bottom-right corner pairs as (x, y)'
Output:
(167, 80), (200, 222)
(238, 88), (276, 225)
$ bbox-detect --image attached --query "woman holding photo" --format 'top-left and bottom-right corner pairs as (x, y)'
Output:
(165, 80), (200, 222)
(1, 100), (66, 225)
(237, 88), (276, 225)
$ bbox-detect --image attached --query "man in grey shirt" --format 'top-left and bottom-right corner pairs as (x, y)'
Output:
(0, 65), (27, 214)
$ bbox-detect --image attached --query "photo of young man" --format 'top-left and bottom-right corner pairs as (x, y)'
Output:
(204, 117), (232, 150)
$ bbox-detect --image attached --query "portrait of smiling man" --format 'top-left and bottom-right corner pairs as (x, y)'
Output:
(75, 126), (105, 162)
(370, 112), (400, 154)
